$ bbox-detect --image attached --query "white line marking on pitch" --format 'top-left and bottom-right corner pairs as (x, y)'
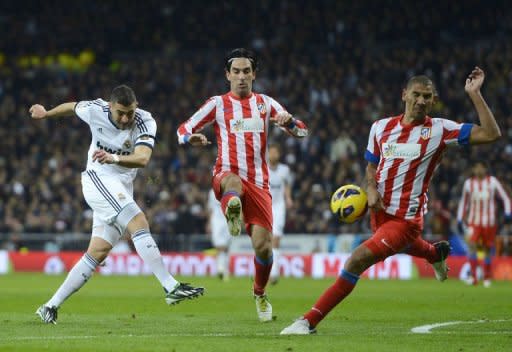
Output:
(411, 319), (510, 334)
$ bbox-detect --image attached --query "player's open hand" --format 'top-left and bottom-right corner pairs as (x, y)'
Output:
(92, 149), (116, 164)
(270, 112), (293, 127)
(465, 67), (485, 94)
(188, 133), (211, 147)
(29, 104), (47, 119)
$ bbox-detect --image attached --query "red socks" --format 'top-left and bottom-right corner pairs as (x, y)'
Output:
(405, 237), (438, 263)
(304, 270), (359, 328)
(253, 256), (273, 296)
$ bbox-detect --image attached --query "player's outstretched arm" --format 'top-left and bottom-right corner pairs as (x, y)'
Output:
(29, 102), (77, 120)
(465, 67), (501, 145)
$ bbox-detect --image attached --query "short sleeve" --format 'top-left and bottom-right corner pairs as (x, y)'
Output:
(74, 100), (94, 124)
(134, 113), (157, 149)
(441, 119), (473, 146)
(364, 121), (380, 164)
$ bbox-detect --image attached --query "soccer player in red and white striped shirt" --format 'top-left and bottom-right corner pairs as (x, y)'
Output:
(282, 67), (501, 335)
(177, 48), (308, 322)
(457, 161), (511, 287)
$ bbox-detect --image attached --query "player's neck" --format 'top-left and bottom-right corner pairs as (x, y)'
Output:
(229, 91), (253, 100)
(401, 113), (426, 126)
(269, 162), (278, 169)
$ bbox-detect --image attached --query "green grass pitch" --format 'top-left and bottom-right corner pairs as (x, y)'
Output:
(0, 273), (511, 351)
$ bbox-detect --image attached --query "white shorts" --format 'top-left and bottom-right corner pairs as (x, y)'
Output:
(272, 203), (286, 237)
(211, 217), (231, 248)
(82, 170), (137, 246)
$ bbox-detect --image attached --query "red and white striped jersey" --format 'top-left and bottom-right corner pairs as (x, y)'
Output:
(365, 114), (473, 221)
(177, 92), (308, 190)
(457, 176), (511, 226)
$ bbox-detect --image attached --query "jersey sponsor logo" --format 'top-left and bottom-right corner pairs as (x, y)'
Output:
(257, 102), (266, 115)
(382, 142), (421, 159)
(472, 189), (490, 200)
(96, 141), (131, 156)
(230, 117), (264, 133)
(420, 127), (431, 140)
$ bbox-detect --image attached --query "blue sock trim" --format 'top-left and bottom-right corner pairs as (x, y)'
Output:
(255, 255), (273, 266)
(83, 253), (100, 270)
(222, 191), (240, 198)
(484, 256), (491, 265)
(132, 229), (151, 241)
(340, 269), (359, 285)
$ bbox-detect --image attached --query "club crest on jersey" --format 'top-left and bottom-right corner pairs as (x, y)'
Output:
(123, 140), (132, 149)
(420, 127), (431, 140)
(257, 103), (266, 115)
(118, 193), (126, 200)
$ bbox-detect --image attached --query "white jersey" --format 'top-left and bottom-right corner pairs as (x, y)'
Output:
(75, 99), (157, 180)
(268, 163), (292, 206)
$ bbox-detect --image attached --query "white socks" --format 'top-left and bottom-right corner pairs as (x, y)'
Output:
(132, 229), (178, 292)
(46, 253), (98, 308)
(270, 249), (280, 279)
(216, 251), (229, 278)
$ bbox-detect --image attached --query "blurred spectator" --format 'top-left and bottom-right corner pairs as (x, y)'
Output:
(1, 1), (511, 250)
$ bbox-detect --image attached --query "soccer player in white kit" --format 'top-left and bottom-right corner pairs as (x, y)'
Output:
(268, 144), (293, 285)
(207, 189), (232, 281)
(30, 85), (204, 324)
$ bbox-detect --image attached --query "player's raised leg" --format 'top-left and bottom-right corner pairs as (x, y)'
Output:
(219, 173), (243, 237)
(124, 206), (204, 305)
(404, 237), (451, 281)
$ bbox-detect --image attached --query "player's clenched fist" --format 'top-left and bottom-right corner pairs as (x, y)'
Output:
(29, 104), (48, 119)
(270, 112), (293, 127)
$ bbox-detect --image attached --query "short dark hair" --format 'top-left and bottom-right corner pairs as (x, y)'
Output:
(110, 85), (137, 106)
(406, 75), (437, 95)
(225, 48), (258, 72)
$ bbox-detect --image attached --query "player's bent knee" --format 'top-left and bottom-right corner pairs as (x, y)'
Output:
(345, 245), (377, 275)
(221, 173), (243, 193)
(116, 202), (144, 233)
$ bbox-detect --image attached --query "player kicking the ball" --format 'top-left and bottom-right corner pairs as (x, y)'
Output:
(177, 48), (308, 322)
(30, 85), (204, 324)
(281, 67), (501, 334)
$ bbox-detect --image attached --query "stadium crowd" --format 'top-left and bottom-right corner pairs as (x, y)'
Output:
(1, 1), (512, 249)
